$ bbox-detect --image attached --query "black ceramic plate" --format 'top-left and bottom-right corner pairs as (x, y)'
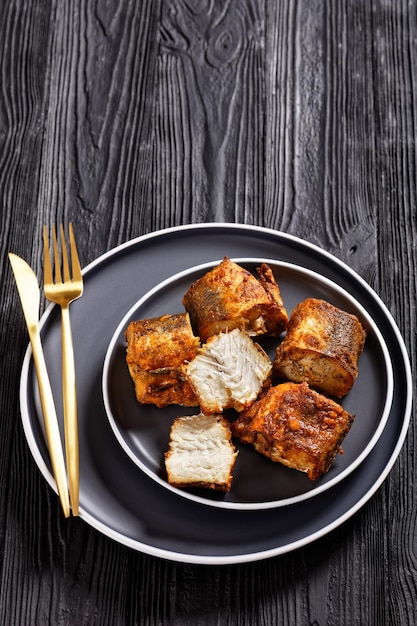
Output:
(103, 258), (393, 509)
(19, 224), (412, 564)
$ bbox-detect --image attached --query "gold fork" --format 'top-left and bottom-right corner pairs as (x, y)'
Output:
(43, 223), (83, 516)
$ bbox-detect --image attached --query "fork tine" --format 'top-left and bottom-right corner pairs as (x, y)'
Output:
(43, 226), (53, 285)
(52, 226), (62, 283)
(69, 223), (82, 282)
(60, 224), (71, 283)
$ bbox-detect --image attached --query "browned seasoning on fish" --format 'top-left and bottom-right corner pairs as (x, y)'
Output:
(125, 313), (200, 408)
(183, 257), (288, 342)
(231, 381), (354, 480)
(273, 298), (366, 398)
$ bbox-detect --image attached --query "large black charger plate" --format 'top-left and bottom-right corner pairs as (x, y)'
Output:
(20, 224), (412, 564)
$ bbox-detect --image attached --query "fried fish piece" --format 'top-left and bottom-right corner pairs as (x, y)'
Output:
(273, 298), (366, 398)
(125, 313), (200, 408)
(182, 257), (288, 342)
(184, 328), (272, 414)
(165, 413), (238, 491)
(231, 382), (354, 480)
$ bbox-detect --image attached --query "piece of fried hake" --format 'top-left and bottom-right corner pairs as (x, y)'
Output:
(231, 381), (354, 480)
(273, 298), (366, 398)
(165, 413), (238, 491)
(184, 328), (272, 414)
(125, 313), (200, 408)
(183, 257), (288, 342)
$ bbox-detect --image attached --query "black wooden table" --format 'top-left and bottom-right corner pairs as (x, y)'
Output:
(1, 1), (415, 624)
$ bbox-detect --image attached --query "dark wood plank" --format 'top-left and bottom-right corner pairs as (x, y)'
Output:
(0, 0), (416, 624)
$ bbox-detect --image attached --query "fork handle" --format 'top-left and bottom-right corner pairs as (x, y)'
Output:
(61, 304), (80, 516)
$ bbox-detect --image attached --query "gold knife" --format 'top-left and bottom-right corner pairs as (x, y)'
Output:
(9, 253), (70, 518)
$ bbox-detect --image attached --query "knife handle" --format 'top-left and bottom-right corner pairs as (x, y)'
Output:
(30, 330), (70, 518)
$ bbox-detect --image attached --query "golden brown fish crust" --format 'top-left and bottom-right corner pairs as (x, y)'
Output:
(231, 381), (354, 480)
(273, 298), (366, 397)
(182, 257), (288, 342)
(125, 313), (200, 408)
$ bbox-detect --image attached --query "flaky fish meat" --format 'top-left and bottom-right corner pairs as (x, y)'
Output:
(184, 328), (272, 414)
(165, 413), (238, 491)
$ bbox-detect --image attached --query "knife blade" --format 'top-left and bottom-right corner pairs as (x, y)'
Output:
(9, 253), (70, 518)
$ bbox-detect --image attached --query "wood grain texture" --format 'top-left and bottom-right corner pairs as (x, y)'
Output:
(0, 0), (416, 624)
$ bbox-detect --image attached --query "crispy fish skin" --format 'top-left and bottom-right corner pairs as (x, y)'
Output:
(165, 413), (238, 491)
(231, 382), (354, 480)
(273, 298), (366, 398)
(182, 257), (288, 342)
(125, 313), (200, 408)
